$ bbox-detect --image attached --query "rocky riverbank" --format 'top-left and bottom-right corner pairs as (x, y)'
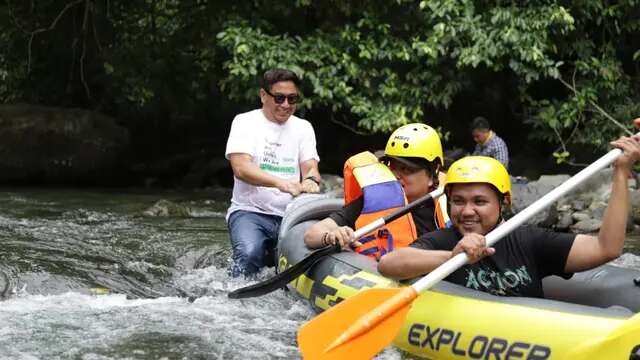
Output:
(142, 167), (640, 236)
(318, 168), (640, 234)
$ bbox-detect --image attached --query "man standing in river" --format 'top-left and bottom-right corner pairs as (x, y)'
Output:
(225, 69), (321, 277)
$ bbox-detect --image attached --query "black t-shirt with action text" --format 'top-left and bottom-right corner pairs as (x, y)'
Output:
(329, 196), (438, 236)
(410, 226), (576, 298)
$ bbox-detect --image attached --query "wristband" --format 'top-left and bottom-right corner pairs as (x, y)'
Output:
(304, 176), (321, 186)
(321, 232), (329, 246)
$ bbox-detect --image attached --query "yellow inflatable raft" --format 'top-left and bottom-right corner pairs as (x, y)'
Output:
(278, 197), (640, 359)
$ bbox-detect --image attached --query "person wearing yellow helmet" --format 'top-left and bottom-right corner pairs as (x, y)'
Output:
(304, 123), (449, 258)
(443, 156), (512, 236)
(379, 130), (640, 297)
(380, 123), (446, 201)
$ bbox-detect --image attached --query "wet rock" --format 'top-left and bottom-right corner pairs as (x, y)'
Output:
(537, 174), (572, 187)
(572, 212), (591, 222)
(630, 190), (640, 209)
(321, 174), (344, 198)
(557, 204), (572, 212)
(631, 207), (640, 226)
(595, 186), (612, 203)
(573, 168), (613, 194)
(588, 199), (605, 211)
(571, 219), (602, 233)
(142, 200), (191, 217)
(628, 224), (640, 237)
(0, 104), (129, 185)
(511, 175), (569, 226)
(590, 205), (606, 221)
(555, 212), (574, 231)
(571, 200), (586, 211)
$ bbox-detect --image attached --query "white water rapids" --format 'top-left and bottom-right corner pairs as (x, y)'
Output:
(0, 189), (406, 359)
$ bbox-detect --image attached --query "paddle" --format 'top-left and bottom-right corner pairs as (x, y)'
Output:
(227, 187), (444, 299)
(298, 146), (628, 360)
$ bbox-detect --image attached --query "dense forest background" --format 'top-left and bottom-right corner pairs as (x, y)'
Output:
(1, 0), (639, 187)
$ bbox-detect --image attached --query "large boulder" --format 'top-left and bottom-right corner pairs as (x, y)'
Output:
(0, 104), (130, 185)
(511, 175), (570, 226)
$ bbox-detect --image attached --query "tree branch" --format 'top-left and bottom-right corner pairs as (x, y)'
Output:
(80, 0), (91, 99)
(67, 37), (79, 93)
(329, 114), (372, 136)
(8, 0), (85, 73)
(91, 4), (102, 53)
(551, 123), (588, 167)
(558, 76), (633, 136)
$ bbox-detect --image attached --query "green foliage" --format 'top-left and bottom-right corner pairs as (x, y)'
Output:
(0, 0), (638, 155)
(552, 150), (571, 164)
(523, 0), (640, 154)
(214, 0), (639, 148)
(216, 15), (430, 132)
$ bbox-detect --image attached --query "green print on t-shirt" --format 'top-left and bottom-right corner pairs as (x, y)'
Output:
(464, 265), (532, 295)
(260, 163), (296, 174)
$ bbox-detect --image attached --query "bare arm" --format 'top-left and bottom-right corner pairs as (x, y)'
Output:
(303, 217), (361, 250)
(378, 247), (452, 280)
(304, 218), (340, 248)
(300, 159), (321, 193)
(228, 153), (301, 195)
(565, 135), (640, 272)
(379, 233), (494, 279)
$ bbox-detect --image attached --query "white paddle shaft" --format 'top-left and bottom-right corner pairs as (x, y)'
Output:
(412, 147), (624, 294)
(352, 188), (444, 239)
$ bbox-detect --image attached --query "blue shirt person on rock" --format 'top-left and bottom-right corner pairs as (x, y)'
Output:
(470, 116), (509, 169)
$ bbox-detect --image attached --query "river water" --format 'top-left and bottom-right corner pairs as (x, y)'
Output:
(0, 189), (638, 360)
(0, 189), (406, 359)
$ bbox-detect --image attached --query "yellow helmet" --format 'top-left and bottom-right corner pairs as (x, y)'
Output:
(445, 156), (512, 206)
(383, 123), (443, 167)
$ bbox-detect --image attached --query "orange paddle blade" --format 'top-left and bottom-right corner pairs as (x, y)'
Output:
(298, 287), (417, 360)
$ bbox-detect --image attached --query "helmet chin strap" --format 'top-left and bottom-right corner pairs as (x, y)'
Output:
(432, 168), (439, 188)
(428, 164), (440, 190)
(489, 204), (505, 232)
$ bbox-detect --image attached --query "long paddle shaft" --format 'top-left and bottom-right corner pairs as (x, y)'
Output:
(227, 187), (444, 299)
(299, 146), (627, 359)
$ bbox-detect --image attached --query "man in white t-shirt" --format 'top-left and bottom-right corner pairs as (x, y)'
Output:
(225, 69), (321, 277)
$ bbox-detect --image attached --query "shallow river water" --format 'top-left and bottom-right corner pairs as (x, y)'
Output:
(0, 189), (410, 360)
(0, 188), (638, 360)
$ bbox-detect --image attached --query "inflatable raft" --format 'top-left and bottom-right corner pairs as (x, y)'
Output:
(278, 197), (640, 359)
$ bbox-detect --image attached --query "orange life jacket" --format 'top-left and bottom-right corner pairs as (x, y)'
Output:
(434, 190), (451, 229)
(344, 152), (450, 259)
(371, 163), (449, 229)
(344, 152), (416, 259)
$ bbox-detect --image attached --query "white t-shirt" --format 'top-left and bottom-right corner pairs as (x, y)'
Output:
(225, 109), (320, 218)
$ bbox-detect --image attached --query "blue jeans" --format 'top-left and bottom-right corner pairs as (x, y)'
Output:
(227, 210), (282, 277)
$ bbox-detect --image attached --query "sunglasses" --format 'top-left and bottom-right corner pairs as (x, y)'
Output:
(264, 88), (300, 105)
